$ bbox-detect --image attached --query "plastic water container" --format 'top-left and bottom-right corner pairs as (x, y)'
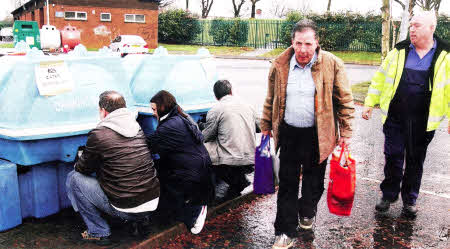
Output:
(61, 25), (81, 50)
(40, 25), (61, 50)
(19, 163), (59, 218)
(123, 48), (218, 135)
(0, 53), (136, 165)
(0, 160), (21, 231)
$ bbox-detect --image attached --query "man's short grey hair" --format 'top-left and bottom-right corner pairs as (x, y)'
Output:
(99, 91), (126, 113)
(213, 80), (232, 100)
(412, 10), (437, 27)
(291, 18), (318, 40)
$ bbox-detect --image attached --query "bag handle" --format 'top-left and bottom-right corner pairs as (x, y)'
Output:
(337, 144), (350, 167)
(259, 135), (271, 153)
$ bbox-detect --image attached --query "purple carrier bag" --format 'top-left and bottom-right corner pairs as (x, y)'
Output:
(254, 135), (275, 194)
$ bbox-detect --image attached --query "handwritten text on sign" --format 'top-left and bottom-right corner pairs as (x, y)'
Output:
(35, 61), (74, 96)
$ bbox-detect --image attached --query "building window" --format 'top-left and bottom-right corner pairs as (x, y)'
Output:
(100, 13), (111, 22)
(124, 14), (145, 23)
(64, 11), (87, 21)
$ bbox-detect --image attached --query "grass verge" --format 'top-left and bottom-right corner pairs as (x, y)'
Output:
(0, 43), (14, 48)
(351, 81), (370, 103)
(150, 43), (255, 56)
(260, 48), (381, 65)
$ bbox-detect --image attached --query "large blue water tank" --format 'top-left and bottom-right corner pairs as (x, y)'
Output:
(0, 53), (136, 165)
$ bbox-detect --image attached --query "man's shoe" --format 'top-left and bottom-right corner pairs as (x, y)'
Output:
(80, 230), (112, 246)
(375, 198), (394, 212)
(191, 205), (207, 234)
(402, 204), (418, 217)
(298, 216), (314, 230)
(273, 234), (294, 249)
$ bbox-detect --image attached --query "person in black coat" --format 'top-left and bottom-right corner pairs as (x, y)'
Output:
(146, 90), (214, 234)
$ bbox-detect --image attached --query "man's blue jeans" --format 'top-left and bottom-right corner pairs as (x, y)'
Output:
(66, 170), (150, 237)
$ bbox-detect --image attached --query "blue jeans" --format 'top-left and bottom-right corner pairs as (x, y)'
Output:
(66, 170), (150, 237)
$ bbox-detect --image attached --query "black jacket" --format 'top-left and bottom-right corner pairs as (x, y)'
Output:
(147, 106), (214, 204)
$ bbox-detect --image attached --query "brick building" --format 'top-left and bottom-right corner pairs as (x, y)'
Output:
(11, 0), (159, 49)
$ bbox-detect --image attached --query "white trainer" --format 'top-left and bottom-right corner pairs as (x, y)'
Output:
(190, 205), (207, 234)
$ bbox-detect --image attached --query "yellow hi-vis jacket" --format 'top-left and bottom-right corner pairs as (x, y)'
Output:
(364, 36), (450, 131)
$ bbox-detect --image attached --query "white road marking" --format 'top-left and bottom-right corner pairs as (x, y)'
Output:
(360, 177), (450, 199)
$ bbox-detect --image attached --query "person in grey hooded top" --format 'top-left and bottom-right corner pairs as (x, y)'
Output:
(66, 91), (160, 245)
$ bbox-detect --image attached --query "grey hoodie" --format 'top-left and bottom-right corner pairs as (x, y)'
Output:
(98, 108), (140, 137)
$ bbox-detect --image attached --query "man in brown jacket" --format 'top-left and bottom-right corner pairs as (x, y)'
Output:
(261, 19), (354, 249)
(66, 91), (160, 245)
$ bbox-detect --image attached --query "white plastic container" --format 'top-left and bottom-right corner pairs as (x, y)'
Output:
(40, 25), (61, 50)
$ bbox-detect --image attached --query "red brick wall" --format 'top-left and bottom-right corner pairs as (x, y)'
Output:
(17, 4), (158, 49)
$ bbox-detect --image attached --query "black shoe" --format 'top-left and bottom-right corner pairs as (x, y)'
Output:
(298, 216), (314, 230)
(375, 198), (395, 212)
(402, 204), (418, 218)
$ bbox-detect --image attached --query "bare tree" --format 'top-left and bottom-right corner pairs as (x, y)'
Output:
(158, 0), (175, 8)
(232, 0), (246, 17)
(415, 0), (441, 14)
(394, 0), (415, 14)
(200, 0), (214, 18)
(298, 0), (312, 15)
(327, 0), (332, 12)
(250, 0), (261, 18)
(270, 0), (290, 18)
(381, 0), (391, 59)
(394, 0), (415, 41)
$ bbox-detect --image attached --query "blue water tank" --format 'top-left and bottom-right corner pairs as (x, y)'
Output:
(0, 160), (21, 231)
(123, 50), (218, 134)
(0, 54), (136, 165)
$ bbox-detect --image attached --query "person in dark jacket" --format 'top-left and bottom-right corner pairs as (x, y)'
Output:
(147, 90), (214, 234)
(66, 91), (160, 245)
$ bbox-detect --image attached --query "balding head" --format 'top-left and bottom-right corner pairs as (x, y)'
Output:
(99, 91), (126, 113)
(409, 10), (436, 48)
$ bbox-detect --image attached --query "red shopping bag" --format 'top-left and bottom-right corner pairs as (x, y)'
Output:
(327, 145), (356, 216)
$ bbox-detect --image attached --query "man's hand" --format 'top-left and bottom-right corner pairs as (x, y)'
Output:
(338, 136), (350, 147)
(262, 130), (272, 137)
(362, 107), (373, 120)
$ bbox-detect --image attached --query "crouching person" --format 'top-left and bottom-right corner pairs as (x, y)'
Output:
(66, 91), (160, 245)
(147, 90), (214, 234)
(202, 80), (259, 202)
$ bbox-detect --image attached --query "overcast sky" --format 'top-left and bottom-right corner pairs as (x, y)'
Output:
(1, 0), (449, 21)
(171, 0), (449, 19)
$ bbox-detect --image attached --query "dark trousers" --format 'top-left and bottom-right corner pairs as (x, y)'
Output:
(274, 122), (327, 237)
(381, 116), (435, 205)
(156, 178), (203, 228)
(213, 165), (253, 197)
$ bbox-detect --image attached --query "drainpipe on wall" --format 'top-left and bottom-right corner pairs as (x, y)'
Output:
(46, 0), (50, 25)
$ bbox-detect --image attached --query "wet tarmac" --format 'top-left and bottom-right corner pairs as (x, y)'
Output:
(162, 179), (449, 249)
(158, 105), (450, 249)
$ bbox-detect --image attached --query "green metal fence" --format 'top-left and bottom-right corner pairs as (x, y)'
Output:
(191, 20), (286, 49)
(187, 19), (449, 52)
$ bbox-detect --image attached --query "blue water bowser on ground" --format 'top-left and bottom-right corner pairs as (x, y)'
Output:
(0, 47), (218, 231)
